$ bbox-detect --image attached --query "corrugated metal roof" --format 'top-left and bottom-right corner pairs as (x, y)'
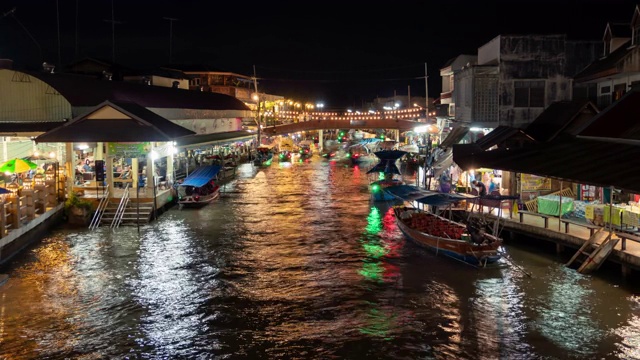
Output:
(576, 89), (640, 141)
(35, 100), (195, 143)
(439, 126), (469, 149)
(453, 137), (640, 193)
(25, 71), (251, 110)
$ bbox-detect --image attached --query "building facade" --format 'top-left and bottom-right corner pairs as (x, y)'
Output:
(573, 5), (640, 110)
(453, 34), (602, 129)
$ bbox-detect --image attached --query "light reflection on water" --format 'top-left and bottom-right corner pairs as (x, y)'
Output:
(0, 159), (638, 359)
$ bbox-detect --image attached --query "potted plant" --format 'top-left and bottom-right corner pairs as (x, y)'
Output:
(64, 192), (94, 224)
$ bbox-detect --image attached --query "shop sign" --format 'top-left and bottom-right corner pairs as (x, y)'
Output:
(107, 142), (151, 158)
(581, 184), (596, 201)
(521, 174), (551, 191)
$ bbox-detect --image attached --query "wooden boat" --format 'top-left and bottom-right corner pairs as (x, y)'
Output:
(254, 145), (274, 166)
(385, 184), (503, 267)
(368, 150), (408, 201)
(177, 165), (222, 208)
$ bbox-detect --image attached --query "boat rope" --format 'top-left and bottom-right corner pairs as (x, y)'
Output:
(497, 249), (532, 277)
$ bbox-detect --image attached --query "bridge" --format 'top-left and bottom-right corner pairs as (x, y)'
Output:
(261, 119), (424, 136)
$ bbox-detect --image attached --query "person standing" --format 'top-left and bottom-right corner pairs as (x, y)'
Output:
(472, 179), (487, 196)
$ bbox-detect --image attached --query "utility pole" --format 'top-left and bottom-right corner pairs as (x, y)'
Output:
(163, 17), (179, 64)
(424, 62), (429, 123)
(253, 65), (261, 147)
(103, 0), (122, 63)
(56, 0), (61, 68)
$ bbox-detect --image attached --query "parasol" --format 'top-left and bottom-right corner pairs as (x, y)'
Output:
(23, 153), (51, 161)
(0, 158), (38, 173)
(0, 187), (11, 195)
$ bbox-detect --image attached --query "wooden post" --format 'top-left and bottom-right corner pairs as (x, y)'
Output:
(11, 197), (19, 229)
(0, 201), (6, 238)
(24, 190), (35, 220)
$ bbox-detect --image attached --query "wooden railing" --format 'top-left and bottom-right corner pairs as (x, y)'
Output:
(524, 187), (575, 213)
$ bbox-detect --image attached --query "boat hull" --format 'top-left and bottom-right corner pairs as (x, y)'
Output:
(178, 188), (220, 208)
(393, 207), (502, 266)
(370, 180), (403, 201)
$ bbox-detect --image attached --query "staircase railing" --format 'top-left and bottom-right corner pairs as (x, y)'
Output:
(89, 184), (110, 230)
(110, 184), (130, 229)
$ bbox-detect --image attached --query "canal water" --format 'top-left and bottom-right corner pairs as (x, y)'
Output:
(1, 158), (639, 359)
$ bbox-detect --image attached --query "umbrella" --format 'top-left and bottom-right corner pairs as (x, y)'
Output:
(0, 187), (10, 195)
(23, 153), (51, 161)
(0, 158), (38, 173)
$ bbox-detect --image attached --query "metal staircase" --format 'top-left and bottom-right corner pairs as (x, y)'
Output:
(89, 184), (156, 228)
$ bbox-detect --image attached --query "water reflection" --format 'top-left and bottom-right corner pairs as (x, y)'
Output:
(0, 160), (638, 359)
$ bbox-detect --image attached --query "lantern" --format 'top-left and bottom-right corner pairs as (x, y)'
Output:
(22, 178), (34, 190)
(6, 181), (20, 198)
(45, 169), (55, 182)
(34, 173), (45, 186)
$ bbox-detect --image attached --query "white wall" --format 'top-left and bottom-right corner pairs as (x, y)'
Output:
(478, 36), (501, 65)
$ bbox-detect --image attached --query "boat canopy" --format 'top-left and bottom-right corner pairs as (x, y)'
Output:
(366, 150), (408, 175)
(384, 184), (478, 207)
(180, 165), (221, 187)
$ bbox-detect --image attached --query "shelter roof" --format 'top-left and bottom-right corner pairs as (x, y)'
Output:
(525, 100), (599, 142)
(35, 100), (195, 143)
(440, 126), (469, 149)
(576, 89), (640, 142)
(474, 126), (533, 150)
(25, 71), (250, 110)
(176, 130), (255, 148)
(0, 121), (65, 136)
(453, 137), (640, 194)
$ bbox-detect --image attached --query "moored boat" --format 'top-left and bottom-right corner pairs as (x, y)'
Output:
(177, 165), (222, 208)
(385, 184), (503, 267)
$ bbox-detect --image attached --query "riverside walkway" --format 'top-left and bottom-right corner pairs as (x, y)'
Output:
(469, 204), (640, 277)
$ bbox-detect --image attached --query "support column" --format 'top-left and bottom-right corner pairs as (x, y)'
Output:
(318, 130), (323, 153)
(146, 153), (155, 191)
(132, 158), (139, 190)
(65, 143), (73, 196)
(106, 142), (114, 191)
(166, 151), (174, 184)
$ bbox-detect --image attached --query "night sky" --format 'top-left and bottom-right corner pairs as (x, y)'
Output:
(0, 0), (637, 110)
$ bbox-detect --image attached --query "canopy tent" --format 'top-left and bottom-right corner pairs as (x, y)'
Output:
(179, 165), (221, 187)
(384, 184), (478, 207)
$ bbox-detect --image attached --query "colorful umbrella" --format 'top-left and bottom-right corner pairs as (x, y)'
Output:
(0, 158), (38, 173)
(0, 187), (10, 195)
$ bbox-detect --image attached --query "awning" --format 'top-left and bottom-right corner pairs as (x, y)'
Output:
(384, 184), (478, 206)
(179, 165), (221, 187)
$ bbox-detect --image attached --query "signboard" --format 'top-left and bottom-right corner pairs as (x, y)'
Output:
(107, 142), (151, 158)
(581, 184), (596, 201)
(521, 174), (551, 191)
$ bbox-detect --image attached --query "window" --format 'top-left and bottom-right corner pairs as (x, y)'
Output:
(514, 80), (545, 107)
(613, 83), (627, 101)
(601, 86), (611, 94)
(189, 77), (201, 87)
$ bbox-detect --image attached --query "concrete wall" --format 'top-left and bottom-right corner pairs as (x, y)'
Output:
(478, 36), (500, 65)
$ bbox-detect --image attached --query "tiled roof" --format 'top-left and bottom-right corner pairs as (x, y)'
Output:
(176, 130), (255, 148)
(35, 100), (195, 143)
(474, 126), (533, 150)
(25, 71), (251, 110)
(525, 100), (599, 142)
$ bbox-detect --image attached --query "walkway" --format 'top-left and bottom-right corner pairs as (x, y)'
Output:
(468, 203), (640, 273)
